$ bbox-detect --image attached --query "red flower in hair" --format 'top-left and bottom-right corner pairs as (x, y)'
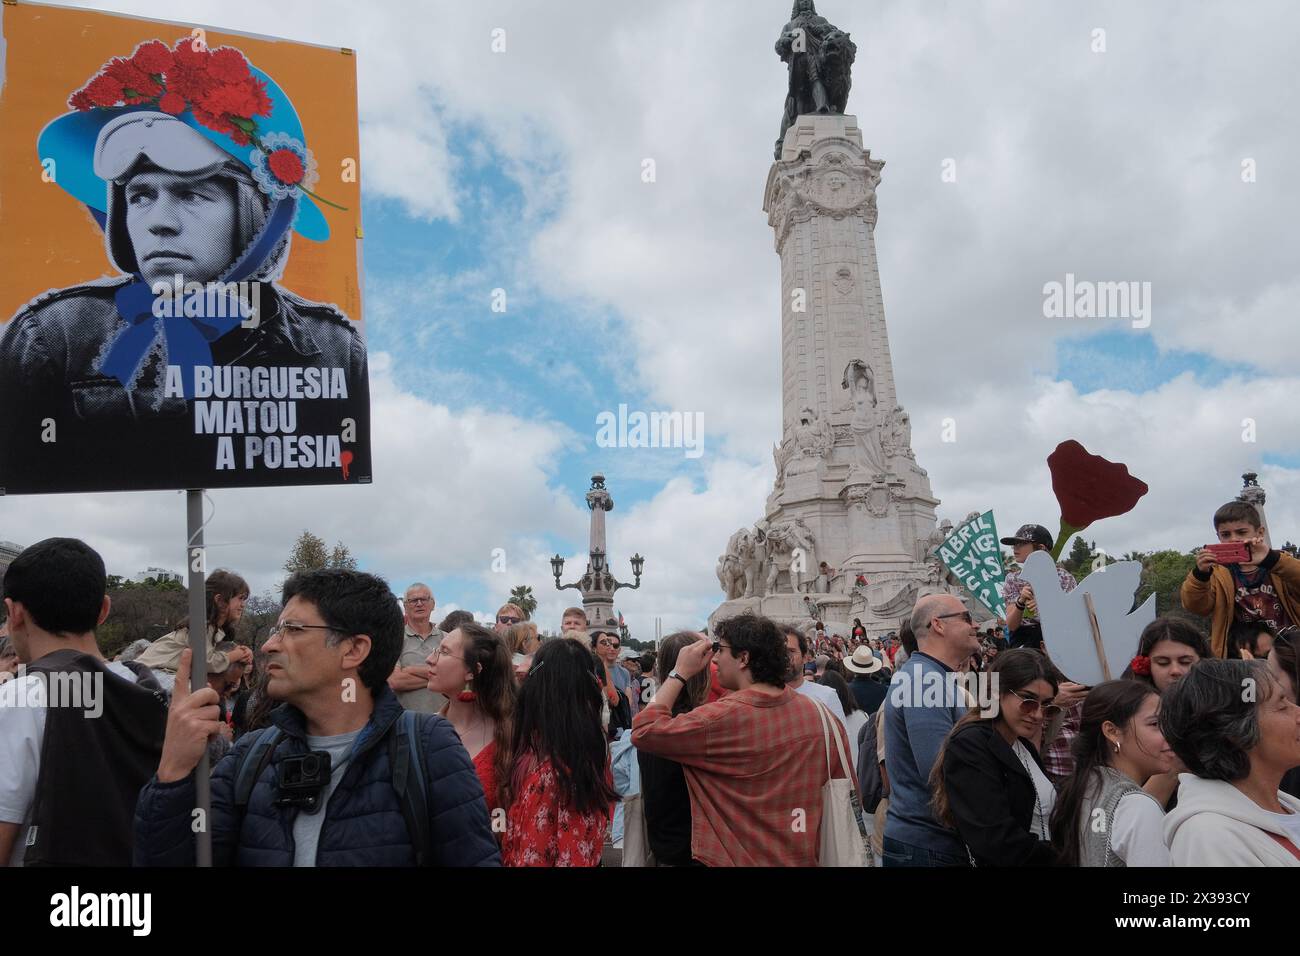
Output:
(267, 148), (305, 185)
(1129, 654), (1151, 676)
(130, 40), (173, 75)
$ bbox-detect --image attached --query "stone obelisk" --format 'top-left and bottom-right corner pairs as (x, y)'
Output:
(711, 2), (955, 638)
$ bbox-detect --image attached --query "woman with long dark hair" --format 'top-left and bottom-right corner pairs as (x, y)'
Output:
(1125, 617), (1210, 693)
(930, 649), (1060, 866)
(426, 622), (516, 816)
(637, 631), (711, 866)
(1124, 617), (1210, 807)
(501, 638), (619, 866)
(1049, 680), (1174, 866)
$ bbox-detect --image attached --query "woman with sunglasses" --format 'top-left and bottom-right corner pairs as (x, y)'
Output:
(426, 622), (516, 821)
(501, 638), (619, 866)
(930, 649), (1061, 866)
(1049, 680), (1174, 866)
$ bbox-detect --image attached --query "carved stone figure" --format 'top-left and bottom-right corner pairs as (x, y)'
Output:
(785, 406), (833, 477)
(774, 1), (858, 159)
(842, 360), (887, 477)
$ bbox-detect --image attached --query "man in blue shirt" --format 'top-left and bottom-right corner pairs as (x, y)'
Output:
(882, 593), (982, 867)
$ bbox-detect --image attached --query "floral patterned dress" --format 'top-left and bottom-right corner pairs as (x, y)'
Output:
(501, 754), (612, 867)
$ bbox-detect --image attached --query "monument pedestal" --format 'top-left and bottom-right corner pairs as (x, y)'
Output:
(710, 112), (958, 639)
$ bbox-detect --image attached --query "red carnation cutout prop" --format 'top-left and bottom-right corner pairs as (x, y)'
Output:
(1046, 439), (1149, 560)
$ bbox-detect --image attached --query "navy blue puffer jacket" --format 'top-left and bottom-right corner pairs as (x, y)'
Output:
(134, 685), (500, 866)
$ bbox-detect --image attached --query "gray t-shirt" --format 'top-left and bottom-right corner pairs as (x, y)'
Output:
(292, 728), (362, 867)
(396, 626), (445, 714)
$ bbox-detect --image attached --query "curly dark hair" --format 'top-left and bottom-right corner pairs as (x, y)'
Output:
(281, 569), (403, 695)
(714, 613), (788, 687)
(1159, 658), (1277, 782)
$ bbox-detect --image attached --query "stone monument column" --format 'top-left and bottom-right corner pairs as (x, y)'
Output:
(710, 2), (943, 639)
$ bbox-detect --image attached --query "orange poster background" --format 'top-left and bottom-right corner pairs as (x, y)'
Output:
(0, 1), (363, 326)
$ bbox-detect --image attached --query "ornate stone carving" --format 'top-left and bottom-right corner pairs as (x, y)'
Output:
(841, 360), (888, 481)
(784, 406), (833, 478)
(766, 150), (884, 249)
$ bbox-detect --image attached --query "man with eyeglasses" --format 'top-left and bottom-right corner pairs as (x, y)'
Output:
(135, 569), (499, 867)
(387, 583), (444, 714)
(882, 593), (982, 867)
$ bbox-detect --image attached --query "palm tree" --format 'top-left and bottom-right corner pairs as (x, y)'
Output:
(509, 585), (538, 620)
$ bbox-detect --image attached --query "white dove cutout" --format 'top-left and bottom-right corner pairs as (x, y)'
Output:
(1020, 550), (1156, 687)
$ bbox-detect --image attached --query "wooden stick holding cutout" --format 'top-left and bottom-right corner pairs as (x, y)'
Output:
(1082, 591), (1111, 682)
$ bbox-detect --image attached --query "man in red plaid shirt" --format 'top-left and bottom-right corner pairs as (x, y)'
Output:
(632, 614), (853, 866)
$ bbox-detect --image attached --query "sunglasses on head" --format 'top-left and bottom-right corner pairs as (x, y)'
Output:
(1009, 689), (1061, 719)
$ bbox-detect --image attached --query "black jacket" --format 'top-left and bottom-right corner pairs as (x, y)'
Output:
(941, 721), (1057, 867)
(0, 277), (370, 493)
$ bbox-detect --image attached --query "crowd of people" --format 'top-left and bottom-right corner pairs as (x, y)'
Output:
(1, 496), (1299, 867)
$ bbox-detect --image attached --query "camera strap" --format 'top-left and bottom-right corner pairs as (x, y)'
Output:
(231, 714), (432, 865)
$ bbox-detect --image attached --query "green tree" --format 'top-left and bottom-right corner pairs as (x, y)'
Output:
(1134, 549), (1199, 616)
(509, 585), (537, 620)
(97, 581), (189, 659)
(285, 530), (357, 574)
(1061, 537), (1097, 577)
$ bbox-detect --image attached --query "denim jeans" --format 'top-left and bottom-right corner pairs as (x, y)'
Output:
(881, 835), (970, 868)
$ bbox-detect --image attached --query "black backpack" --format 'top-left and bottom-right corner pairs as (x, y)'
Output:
(856, 709), (885, 813)
(231, 709), (433, 865)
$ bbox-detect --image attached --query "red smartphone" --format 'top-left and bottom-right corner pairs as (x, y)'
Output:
(1205, 541), (1251, 564)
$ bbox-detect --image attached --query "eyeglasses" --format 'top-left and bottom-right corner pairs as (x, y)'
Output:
(1009, 690), (1062, 719)
(497, 616), (522, 625)
(935, 611), (974, 625)
(430, 646), (464, 662)
(406, 597), (432, 605)
(598, 639), (620, 649)
(269, 622), (343, 639)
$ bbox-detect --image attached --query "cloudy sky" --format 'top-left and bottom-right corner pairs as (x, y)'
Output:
(2, 0), (1297, 636)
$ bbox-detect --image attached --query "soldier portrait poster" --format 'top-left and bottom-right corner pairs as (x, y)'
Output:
(0, 2), (370, 495)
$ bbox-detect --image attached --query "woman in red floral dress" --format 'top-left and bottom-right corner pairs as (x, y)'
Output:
(501, 639), (619, 866)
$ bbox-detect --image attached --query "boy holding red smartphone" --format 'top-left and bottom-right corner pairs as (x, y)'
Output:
(1181, 501), (1300, 658)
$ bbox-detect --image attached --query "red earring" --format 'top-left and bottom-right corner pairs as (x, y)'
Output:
(457, 680), (476, 703)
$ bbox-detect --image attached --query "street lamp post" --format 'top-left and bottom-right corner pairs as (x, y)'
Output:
(552, 474), (646, 634)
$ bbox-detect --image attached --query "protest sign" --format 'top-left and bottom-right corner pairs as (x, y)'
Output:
(934, 510), (1007, 619)
(0, 3), (369, 494)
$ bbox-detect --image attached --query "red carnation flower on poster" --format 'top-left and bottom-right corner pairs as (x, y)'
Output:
(268, 148), (305, 185)
(1129, 655), (1151, 676)
(130, 40), (173, 75)
(84, 73), (126, 108)
(208, 47), (253, 84)
(158, 92), (186, 115)
(1045, 439), (1148, 558)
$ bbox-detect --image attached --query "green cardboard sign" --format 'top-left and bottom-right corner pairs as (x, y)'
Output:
(934, 510), (1007, 619)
